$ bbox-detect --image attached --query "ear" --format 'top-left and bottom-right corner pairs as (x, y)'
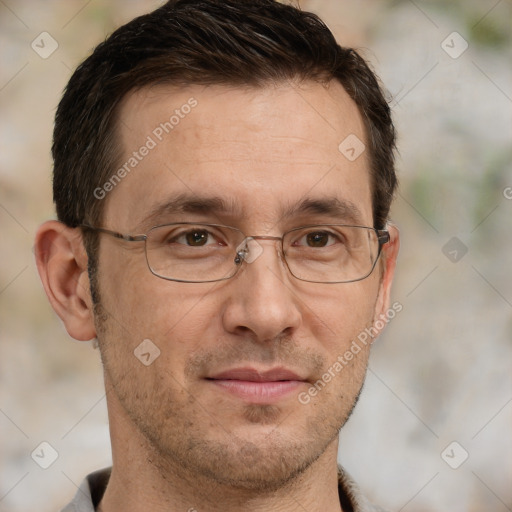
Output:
(373, 223), (400, 327)
(34, 220), (96, 341)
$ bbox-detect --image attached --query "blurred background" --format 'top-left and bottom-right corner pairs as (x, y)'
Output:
(1, 1), (511, 511)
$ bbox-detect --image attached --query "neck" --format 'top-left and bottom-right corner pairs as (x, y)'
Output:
(100, 384), (343, 512)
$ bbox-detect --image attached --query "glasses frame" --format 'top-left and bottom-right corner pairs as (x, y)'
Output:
(80, 222), (390, 284)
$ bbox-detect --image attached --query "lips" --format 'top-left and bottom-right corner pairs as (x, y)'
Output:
(206, 367), (306, 403)
(210, 367), (303, 382)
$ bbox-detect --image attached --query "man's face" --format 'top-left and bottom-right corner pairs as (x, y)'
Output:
(94, 81), (395, 489)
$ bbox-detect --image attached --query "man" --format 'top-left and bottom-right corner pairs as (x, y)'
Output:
(35, 0), (399, 510)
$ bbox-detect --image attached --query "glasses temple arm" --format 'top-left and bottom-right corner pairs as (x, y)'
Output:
(80, 225), (146, 242)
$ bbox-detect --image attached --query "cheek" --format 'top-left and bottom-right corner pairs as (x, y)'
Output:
(100, 261), (224, 368)
(300, 277), (380, 353)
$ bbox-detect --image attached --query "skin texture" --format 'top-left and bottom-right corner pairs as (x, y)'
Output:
(35, 80), (399, 512)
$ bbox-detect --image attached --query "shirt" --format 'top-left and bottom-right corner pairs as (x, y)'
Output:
(61, 466), (388, 512)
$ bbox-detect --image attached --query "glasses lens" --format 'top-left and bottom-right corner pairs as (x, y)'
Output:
(146, 224), (245, 282)
(144, 223), (385, 283)
(283, 226), (381, 283)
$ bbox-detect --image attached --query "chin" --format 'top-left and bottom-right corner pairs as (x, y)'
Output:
(190, 440), (318, 492)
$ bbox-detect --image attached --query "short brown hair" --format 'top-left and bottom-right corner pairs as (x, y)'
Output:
(53, 0), (396, 240)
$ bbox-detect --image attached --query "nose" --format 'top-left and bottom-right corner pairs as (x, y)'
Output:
(221, 238), (302, 342)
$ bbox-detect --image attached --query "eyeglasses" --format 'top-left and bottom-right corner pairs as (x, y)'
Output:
(81, 223), (389, 284)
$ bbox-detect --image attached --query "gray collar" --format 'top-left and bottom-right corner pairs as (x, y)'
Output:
(61, 466), (387, 512)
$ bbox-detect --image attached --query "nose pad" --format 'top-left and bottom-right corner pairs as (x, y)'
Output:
(234, 237), (264, 264)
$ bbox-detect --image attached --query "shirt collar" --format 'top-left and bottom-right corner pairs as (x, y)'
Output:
(61, 466), (386, 512)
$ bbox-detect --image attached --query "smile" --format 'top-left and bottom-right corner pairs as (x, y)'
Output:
(206, 367), (306, 403)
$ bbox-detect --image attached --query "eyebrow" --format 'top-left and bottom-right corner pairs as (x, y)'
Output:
(138, 193), (364, 230)
(139, 193), (242, 229)
(282, 197), (364, 225)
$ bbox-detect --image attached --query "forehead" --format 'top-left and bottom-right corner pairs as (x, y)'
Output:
(103, 81), (372, 231)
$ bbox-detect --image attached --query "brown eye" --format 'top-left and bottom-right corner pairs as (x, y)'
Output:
(306, 232), (330, 247)
(185, 230), (209, 246)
